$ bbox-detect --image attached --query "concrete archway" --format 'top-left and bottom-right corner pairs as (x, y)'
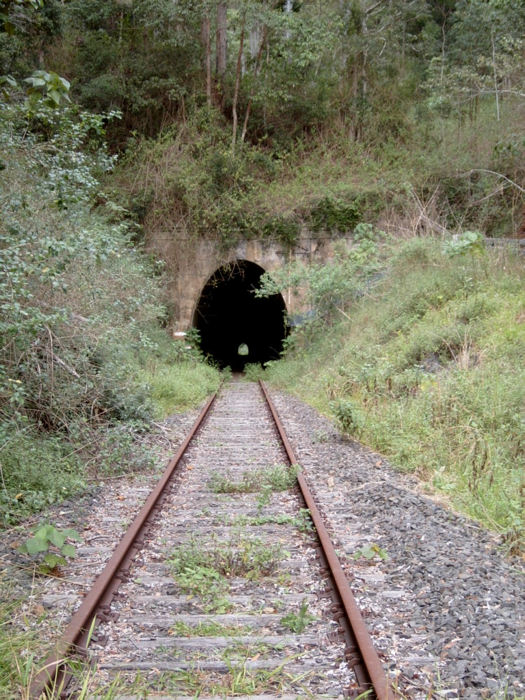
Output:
(193, 260), (287, 371)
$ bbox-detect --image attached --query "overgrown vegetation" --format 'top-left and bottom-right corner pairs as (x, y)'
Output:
(0, 95), (220, 527)
(263, 237), (524, 551)
(208, 463), (298, 494)
(141, 359), (220, 416)
(114, 98), (524, 252)
(167, 535), (285, 609)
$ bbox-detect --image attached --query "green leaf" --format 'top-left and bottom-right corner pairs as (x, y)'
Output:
(24, 536), (48, 555)
(47, 89), (61, 106)
(60, 543), (76, 558)
(0, 74), (17, 87)
(47, 527), (66, 548)
(43, 552), (66, 568)
(37, 524), (54, 538)
(62, 528), (82, 542)
(24, 77), (46, 87)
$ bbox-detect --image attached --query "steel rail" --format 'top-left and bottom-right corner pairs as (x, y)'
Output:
(259, 380), (396, 700)
(30, 392), (217, 699)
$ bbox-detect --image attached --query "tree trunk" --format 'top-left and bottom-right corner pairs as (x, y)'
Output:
(201, 13), (212, 107)
(241, 25), (268, 143)
(491, 28), (500, 121)
(231, 12), (246, 152)
(216, 2), (227, 80)
(440, 20), (446, 85)
(249, 25), (261, 59)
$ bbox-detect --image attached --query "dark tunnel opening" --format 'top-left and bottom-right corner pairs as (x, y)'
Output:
(193, 260), (287, 371)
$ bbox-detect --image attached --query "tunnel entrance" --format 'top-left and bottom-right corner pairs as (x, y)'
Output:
(193, 260), (287, 371)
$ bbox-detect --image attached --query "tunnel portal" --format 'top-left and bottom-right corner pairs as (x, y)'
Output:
(193, 260), (287, 371)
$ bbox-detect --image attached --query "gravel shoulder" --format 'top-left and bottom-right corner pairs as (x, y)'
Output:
(268, 386), (524, 699)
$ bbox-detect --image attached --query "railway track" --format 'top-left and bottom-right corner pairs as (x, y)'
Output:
(33, 380), (394, 699)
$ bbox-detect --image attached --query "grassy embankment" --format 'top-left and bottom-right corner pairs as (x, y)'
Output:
(264, 236), (524, 552)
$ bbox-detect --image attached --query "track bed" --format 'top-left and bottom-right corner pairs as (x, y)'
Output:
(80, 381), (369, 698)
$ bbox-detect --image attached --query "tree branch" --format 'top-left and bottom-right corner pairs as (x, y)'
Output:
(50, 352), (80, 379)
(364, 0), (383, 17)
(460, 169), (525, 195)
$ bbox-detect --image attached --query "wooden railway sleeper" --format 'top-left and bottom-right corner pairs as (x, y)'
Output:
(32, 384), (396, 699)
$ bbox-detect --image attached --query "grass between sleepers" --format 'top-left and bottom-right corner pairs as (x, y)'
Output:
(139, 360), (222, 417)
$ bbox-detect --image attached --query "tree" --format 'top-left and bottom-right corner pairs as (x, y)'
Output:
(425, 0), (525, 119)
(216, 2), (227, 82)
(0, 0), (61, 77)
(227, 0), (339, 143)
(201, 10), (212, 106)
(333, 0), (433, 139)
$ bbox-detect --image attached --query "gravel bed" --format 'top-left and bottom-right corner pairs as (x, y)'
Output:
(268, 387), (524, 699)
(87, 381), (354, 698)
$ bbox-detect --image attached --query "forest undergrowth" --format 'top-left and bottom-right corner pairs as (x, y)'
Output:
(114, 97), (524, 257)
(0, 99), (221, 529)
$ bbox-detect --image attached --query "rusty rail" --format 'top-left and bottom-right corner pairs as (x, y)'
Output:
(259, 380), (396, 700)
(33, 381), (395, 698)
(30, 392), (217, 699)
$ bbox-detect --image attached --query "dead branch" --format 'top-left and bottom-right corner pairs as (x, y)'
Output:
(459, 169), (525, 195)
(50, 352), (80, 379)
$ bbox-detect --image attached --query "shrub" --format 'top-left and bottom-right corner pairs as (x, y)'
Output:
(442, 230), (485, 258)
(262, 215), (300, 247)
(330, 398), (361, 436)
(310, 196), (361, 233)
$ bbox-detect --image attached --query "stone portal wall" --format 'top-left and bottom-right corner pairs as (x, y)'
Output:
(173, 234), (348, 331)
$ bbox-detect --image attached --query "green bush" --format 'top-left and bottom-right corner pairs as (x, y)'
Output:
(330, 398), (361, 436)
(262, 215), (300, 247)
(310, 196), (361, 233)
